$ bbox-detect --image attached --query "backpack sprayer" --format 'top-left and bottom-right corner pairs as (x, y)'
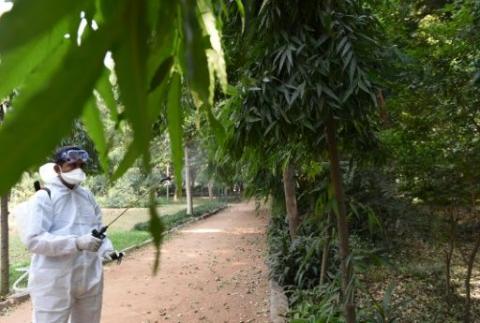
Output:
(34, 176), (172, 263)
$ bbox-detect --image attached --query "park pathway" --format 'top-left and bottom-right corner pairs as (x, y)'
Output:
(1, 202), (270, 323)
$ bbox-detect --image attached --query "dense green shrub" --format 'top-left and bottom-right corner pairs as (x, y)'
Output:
(268, 196), (337, 289)
(267, 168), (410, 321)
(288, 284), (343, 322)
(345, 168), (414, 240)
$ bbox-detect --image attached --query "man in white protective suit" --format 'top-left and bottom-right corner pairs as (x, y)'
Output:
(25, 146), (121, 323)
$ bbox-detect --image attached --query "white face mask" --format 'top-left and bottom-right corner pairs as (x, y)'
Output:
(60, 168), (86, 185)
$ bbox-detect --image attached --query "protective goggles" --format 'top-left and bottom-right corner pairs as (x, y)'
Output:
(60, 149), (89, 164)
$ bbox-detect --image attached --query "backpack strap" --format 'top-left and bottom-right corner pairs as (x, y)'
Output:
(34, 180), (51, 199)
(41, 187), (51, 199)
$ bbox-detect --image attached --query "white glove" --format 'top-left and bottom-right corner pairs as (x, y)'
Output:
(76, 234), (102, 252)
(102, 250), (124, 263)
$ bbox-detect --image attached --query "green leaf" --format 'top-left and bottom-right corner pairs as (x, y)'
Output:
(348, 57), (357, 82)
(234, 0), (246, 33)
(166, 72), (184, 189)
(147, 1), (177, 84)
(82, 98), (109, 172)
(154, 1), (177, 51)
(112, 0), (150, 166)
(0, 0), (82, 52)
(0, 24), (113, 195)
(146, 0), (160, 32)
(147, 70), (170, 123)
(0, 19), (67, 100)
(337, 36), (348, 54)
(95, 69), (118, 122)
(342, 84), (355, 103)
(111, 142), (141, 181)
(322, 85), (339, 102)
(206, 106), (225, 144)
(358, 77), (370, 94)
(97, 0), (118, 22)
(198, 0), (228, 94)
(279, 106), (291, 123)
(473, 71), (480, 85)
(149, 191), (165, 274)
(180, 0), (210, 105)
(149, 56), (174, 93)
(259, 0), (271, 14)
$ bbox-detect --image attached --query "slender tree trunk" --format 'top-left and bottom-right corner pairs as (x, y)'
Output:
(0, 105), (9, 296)
(191, 171), (197, 194)
(320, 213), (334, 286)
(173, 186), (179, 202)
(166, 164), (170, 202)
(208, 180), (214, 200)
(445, 250), (452, 303)
(320, 240), (329, 286)
(445, 209), (456, 306)
(0, 194), (9, 296)
(325, 116), (355, 323)
(464, 232), (480, 323)
(283, 161), (300, 239)
(377, 90), (390, 127)
(185, 146), (193, 215)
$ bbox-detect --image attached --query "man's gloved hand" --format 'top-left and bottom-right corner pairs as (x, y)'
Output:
(75, 234), (102, 252)
(102, 250), (124, 264)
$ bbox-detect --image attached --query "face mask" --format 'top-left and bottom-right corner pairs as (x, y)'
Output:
(60, 168), (86, 185)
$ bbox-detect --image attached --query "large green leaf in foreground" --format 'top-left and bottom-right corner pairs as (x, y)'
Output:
(166, 72), (184, 188)
(0, 0), (83, 52)
(0, 0), (230, 273)
(112, 0), (150, 167)
(0, 26), (113, 195)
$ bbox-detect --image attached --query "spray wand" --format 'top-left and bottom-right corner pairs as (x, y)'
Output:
(91, 176), (172, 239)
(91, 176), (171, 263)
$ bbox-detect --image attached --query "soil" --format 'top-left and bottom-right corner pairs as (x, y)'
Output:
(1, 202), (270, 323)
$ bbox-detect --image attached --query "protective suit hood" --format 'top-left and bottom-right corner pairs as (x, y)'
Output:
(39, 163), (59, 185)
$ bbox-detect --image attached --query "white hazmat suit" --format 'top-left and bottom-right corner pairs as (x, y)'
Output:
(25, 163), (114, 323)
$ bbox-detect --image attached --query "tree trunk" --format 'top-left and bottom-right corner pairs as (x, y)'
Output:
(377, 90), (390, 127)
(283, 162), (300, 239)
(173, 186), (179, 202)
(185, 146), (193, 215)
(191, 171), (197, 193)
(445, 209), (456, 306)
(320, 213), (334, 286)
(445, 251), (451, 302)
(208, 180), (214, 200)
(325, 116), (355, 323)
(0, 193), (9, 296)
(166, 164), (170, 202)
(464, 232), (480, 323)
(0, 105), (9, 296)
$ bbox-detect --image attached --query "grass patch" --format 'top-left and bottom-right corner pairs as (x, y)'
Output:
(7, 261), (30, 291)
(102, 197), (209, 231)
(133, 200), (226, 232)
(108, 230), (151, 251)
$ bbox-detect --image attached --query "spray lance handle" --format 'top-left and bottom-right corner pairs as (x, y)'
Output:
(92, 226), (108, 240)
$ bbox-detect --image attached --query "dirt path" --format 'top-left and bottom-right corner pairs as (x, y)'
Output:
(1, 202), (270, 323)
